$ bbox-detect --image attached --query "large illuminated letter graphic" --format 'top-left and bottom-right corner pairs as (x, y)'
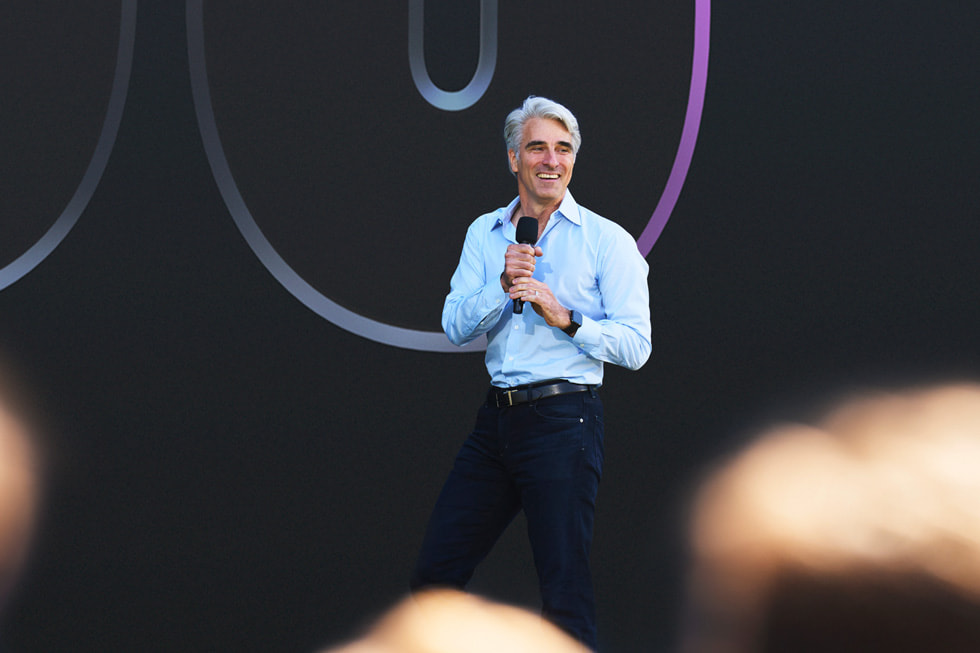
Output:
(187, 1), (710, 352)
(408, 0), (498, 111)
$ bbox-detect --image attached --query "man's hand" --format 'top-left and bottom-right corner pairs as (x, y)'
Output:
(508, 276), (573, 329)
(500, 243), (543, 292)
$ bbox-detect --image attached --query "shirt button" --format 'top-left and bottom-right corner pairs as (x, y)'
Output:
(513, 324), (519, 330)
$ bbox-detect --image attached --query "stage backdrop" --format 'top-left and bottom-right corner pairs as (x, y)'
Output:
(1, 2), (978, 652)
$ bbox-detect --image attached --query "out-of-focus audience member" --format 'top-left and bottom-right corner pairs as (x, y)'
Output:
(0, 356), (41, 613)
(681, 383), (980, 653)
(322, 589), (589, 653)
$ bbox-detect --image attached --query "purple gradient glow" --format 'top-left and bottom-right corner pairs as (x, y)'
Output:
(637, 0), (710, 256)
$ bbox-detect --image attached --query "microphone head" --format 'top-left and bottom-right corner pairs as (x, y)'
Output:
(516, 216), (538, 245)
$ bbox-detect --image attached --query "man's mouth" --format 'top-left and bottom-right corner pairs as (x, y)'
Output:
(537, 173), (559, 179)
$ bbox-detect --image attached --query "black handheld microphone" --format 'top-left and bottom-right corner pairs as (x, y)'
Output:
(513, 216), (539, 314)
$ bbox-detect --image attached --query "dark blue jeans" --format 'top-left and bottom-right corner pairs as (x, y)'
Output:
(411, 387), (604, 650)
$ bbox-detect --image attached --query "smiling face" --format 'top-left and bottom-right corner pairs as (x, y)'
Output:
(508, 117), (576, 212)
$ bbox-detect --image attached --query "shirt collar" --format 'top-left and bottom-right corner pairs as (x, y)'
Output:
(555, 191), (583, 226)
(494, 191), (582, 230)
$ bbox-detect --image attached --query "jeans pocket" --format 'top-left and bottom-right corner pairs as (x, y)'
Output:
(531, 394), (586, 423)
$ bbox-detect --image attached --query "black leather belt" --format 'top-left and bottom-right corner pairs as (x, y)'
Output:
(489, 380), (593, 408)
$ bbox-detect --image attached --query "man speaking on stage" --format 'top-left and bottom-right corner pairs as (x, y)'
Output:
(411, 95), (652, 651)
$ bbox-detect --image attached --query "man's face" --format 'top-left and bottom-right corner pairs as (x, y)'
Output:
(508, 117), (576, 208)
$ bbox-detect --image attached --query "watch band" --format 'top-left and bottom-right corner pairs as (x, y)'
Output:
(563, 310), (582, 337)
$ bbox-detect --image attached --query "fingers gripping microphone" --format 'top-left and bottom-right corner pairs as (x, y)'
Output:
(513, 216), (538, 314)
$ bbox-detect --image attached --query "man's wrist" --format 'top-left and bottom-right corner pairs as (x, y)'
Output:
(562, 309), (582, 337)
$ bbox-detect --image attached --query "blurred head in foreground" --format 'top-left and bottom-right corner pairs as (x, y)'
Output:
(322, 589), (588, 653)
(0, 359), (41, 612)
(682, 383), (980, 653)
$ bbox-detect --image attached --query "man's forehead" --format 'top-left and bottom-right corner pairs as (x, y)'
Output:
(521, 117), (571, 142)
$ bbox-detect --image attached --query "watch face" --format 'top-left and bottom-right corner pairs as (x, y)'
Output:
(190, 1), (708, 350)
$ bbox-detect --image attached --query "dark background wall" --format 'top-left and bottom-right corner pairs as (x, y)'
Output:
(1, 2), (978, 652)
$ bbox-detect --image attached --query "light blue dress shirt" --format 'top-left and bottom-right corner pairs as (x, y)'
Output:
(443, 192), (652, 387)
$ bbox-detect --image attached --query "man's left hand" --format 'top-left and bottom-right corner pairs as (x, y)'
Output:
(509, 277), (572, 330)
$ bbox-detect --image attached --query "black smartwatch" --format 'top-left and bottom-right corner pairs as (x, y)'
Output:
(563, 310), (582, 337)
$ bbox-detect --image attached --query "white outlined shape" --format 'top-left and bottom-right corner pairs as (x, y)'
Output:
(0, 1), (137, 292)
(187, 0), (482, 353)
(187, 1), (710, 352)
(408, 0), (498, 111)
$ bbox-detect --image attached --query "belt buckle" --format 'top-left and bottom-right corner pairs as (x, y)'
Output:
(502, 389), (516, 407)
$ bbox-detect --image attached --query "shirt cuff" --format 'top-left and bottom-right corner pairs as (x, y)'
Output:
(476, 284), (509, 328)
(570, 313), (600, 349)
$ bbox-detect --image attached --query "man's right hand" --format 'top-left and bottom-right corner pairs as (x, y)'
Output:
(500, 244), (543, 292)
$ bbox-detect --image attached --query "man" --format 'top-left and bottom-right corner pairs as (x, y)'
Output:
(410, 96), (651, 650)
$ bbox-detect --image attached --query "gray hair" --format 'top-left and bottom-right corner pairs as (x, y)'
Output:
(503, 96), (582, 165)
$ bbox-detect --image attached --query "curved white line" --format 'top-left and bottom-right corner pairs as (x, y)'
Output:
(0, 0), (137, 291)
(408, 0), (498, 112)
(187, 0), (484, 352)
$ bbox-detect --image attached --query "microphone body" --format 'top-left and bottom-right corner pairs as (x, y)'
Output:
(513, 216), (538, 314)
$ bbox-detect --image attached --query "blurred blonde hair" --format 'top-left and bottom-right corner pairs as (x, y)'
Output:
(683, 384), (980, 652)
(323, 589), (588, 653)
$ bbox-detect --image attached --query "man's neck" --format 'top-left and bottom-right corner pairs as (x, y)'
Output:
(511, 194), (565, 230)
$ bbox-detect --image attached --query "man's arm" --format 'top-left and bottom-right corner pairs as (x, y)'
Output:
(511, 226), (651, 370)
(442, 221), (510, 346)
(577, 228), (652, 370)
